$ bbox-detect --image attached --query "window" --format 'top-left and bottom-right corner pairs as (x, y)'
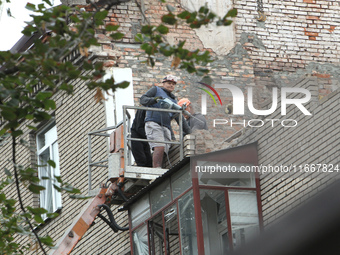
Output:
(200, 189), (229, 254)
(36, 123), (62, 216)
(128, 143), (262, 254)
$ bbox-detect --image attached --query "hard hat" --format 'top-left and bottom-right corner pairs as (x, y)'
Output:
(162, 74), (178, 83)
(178, 98), (191, 107)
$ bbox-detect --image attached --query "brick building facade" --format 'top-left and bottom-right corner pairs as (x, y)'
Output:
(0, 0), (339, 254)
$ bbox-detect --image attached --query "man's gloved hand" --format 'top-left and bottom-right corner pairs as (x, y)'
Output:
(154, 96), (164, 102)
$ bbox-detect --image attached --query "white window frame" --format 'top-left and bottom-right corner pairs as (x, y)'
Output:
(104, 67), (135, 127)
(36, 123), (62, 217)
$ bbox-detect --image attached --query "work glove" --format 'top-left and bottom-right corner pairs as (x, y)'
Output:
(154, 96), (164, 102)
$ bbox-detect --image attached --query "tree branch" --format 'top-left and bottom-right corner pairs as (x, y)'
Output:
(11, 131), (47, 255)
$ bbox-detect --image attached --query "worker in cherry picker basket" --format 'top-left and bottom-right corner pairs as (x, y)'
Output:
(140, 75), (190, 168)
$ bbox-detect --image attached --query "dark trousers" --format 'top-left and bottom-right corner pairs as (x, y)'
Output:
(131, 130), (152, 167)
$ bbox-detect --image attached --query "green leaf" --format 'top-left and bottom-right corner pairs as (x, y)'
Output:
(55, 175), (62, 183)
(4, 168), (12, 177)
(106, 24), (119, 31)
(1, 109), (17, 121)
(34, 214), (44, 224)
(28, 183), (45, 194)
(116, 81), (130, 89)
(135, 33), (144, 43)
(43, 0), (52, 6)
(6, 198), (16, 207)
(177, 11), (191, 19)
(43, 99), (56, 110)
(25, 3), (36, 11)
(94, 10), (108, 21)
(36, 91), (53, 101)
(141, 25), (154, 34)
(33, 111), (52, 122)
(198, 6), (209, 14)
(141, 43), (150, 51)
(61, 185), (80, 194)
(70, 14), (80, 23)
(0, 128), (6, 136)
(110, 32), (124, 40)
(46, 212), (59, 219)
(47, 160), (56, 168)
(0, 193), (6, 202)
(53, 185), (61, 192)
(226, 8), (237, 18)
(27, 206), (48, 215)
(40, 236), (54, 247)
(11, 130), (23, 137)
(162, 13), (177, 25)
(223, 20), (233, 26)
(156, 24), (169, 34)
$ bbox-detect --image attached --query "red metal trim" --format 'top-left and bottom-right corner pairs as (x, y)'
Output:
(149, 220), (155, 255)
(176, 201), (183, 255)
(198, 185), (257, 191)
(147, 222), (151, 255)
(162, 210), (167, 255)
(192, 142), (258, 164)
(130, 187), (193, 232)
(224, 189), (234, 251)
(255, 165), (264, 231)
(192, 168), (205, 255)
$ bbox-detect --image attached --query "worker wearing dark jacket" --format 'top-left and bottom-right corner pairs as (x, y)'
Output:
(131, 109), (152, 167)
(178, 98), (208, 131)
(140, 75), (190, 168)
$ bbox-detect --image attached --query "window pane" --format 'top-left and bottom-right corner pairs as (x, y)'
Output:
(164, 205), (180, 254)
(37, 125), (57, 151)
(196, 161), (256, 187)
(171, 164), (191, 199)
(149, 213), (165, 255)
(39, 149), (54, 213)
(52, 142), (62, 210)
(200, 189), (229, 254)
(132, 224), (149, 255)
(178, 191), (198, 255)
(228, 190), (260, 250)
(37, 123), (62, 216)
(131, 195), (151, 228)
(150, 179), (171, 214)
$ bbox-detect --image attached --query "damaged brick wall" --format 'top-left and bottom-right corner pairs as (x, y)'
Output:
(235, 0), (340, 73)
(88, 0), (340, 154)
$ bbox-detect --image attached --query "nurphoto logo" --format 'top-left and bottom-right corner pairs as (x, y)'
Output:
(199, 83), (312, 128)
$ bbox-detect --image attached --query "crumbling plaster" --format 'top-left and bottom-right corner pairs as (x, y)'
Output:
(180, 0), (235, 55)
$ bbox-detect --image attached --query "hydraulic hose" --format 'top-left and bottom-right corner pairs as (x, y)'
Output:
(98, 204), (129, 232)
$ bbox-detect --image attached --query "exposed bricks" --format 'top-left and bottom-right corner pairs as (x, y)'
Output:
(234, 0), (340, 71)
(312, 73), (331, 79)
(306, 16), (320, 20)
(328, 25), (336, 33)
